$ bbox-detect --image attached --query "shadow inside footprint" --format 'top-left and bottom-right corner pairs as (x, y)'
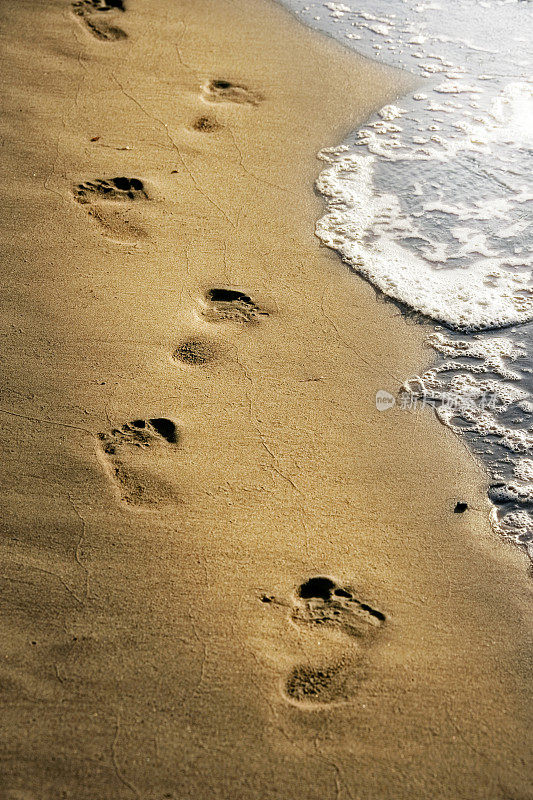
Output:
(292, 576), (386, 638)
(73, 177), (148, 204)
(203, 80), (264, 106)
(72, 0), (127, 40)
(203, 287), (269, 325)
(97, 418), (179, 507)
(298, 576), (337, 600)
(147, 418), (178, 444)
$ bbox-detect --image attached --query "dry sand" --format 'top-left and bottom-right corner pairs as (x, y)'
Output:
(0, 0), (531, 798)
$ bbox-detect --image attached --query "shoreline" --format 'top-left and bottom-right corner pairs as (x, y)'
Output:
(0, 0), (531, 798)
(282, 0), (533, 554)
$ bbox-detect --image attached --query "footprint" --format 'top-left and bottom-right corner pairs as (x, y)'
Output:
(97, 418), (180, 508)
(191, 116), (222, 133)
(285, 659), (364, 706)
(291, 576), (385, 638)
(172, 338), (215, 366)
(202, 80), (264, 106)
(73, 178), (148, 239)
(263, 576), (385, 707)
(71, 0), (127, 41)
(73, 177), (148, 204)
(203, 287), (269, 325)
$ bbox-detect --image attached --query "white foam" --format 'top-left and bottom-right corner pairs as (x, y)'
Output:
(315, 151), (533, 330)
(364, 22), (391, 35)
(426, 101), (455, 112)
(433, 82), (483, 94)
(402, 332), (533, 549)
(377, 104), (407, 120)
(420, 62), (446, 74)
(490, 482), (533, 505)
(324, 2), (351, 15)
(421, 201), (471, 216)
(401, 327), (532, 548)
(404, 371), (531, 451)
(450, 227), (499, 258)
(515, 459), (533, 482)
(426, 331), (526, 379)
(356, 10), (391, 24)
(494, 510), (533, 544)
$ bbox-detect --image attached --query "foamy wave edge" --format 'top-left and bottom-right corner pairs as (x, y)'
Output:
(315, 151), (533, 332)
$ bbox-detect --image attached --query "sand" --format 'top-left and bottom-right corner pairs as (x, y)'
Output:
(0, 0), (531, 798)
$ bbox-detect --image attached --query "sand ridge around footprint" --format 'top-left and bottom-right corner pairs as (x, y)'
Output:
(72, 177), (149, 240)
(97, 418), (181, 508)
(71, 0), (127, 41)
(262, 576), (386, 707)
(202, 287), (271, 325)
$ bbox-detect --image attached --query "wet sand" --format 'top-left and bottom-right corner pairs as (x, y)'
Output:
(0, 0), (531, 798)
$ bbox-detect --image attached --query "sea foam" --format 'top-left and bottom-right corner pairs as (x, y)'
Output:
(316, 149), (533, 331)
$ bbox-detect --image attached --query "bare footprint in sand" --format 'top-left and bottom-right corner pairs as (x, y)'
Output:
(73, 177), (148, 239)
(202, 287), (270, 325)
(97, 418), (180, 508)
(284, 659), (366, 706)
(71, 0), (127, 41)
(202, 80), (264, 106)
(73, 177), (148, 203)
(291, 576), (385, 637)
(264, 576), (386, 706)
(191, 115), (222, 133)
(172, 338), (216, 366)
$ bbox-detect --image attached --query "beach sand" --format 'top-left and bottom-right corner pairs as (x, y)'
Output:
(0, 0), (531, 798)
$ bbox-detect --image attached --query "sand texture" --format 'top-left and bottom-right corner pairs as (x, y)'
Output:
(0, 0), (531, 798)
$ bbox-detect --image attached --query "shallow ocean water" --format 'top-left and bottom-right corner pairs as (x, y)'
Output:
(280, 0), (533, 552)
